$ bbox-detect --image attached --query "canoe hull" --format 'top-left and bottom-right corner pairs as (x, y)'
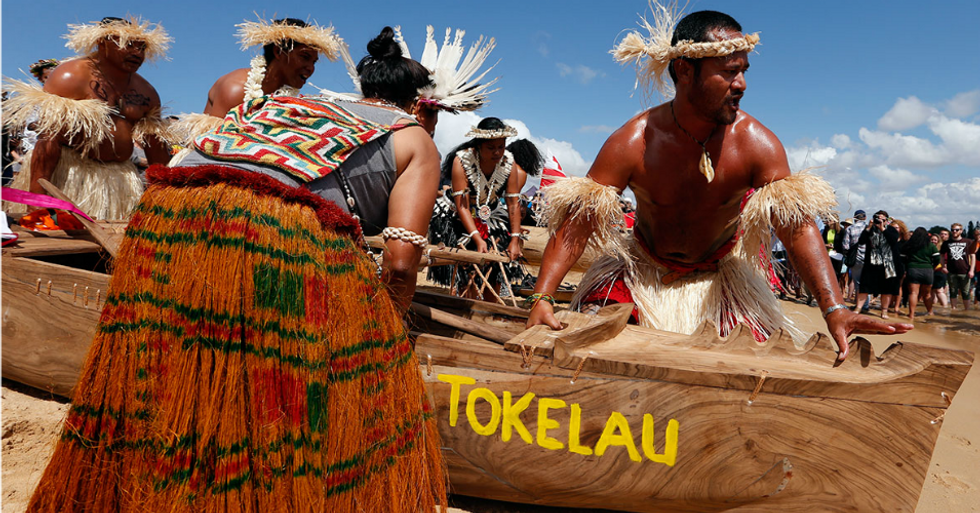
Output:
(2, 250), (971, 512)
(422, 363), (938, 512)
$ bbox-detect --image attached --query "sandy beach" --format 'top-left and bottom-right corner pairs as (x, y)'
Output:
(3, 299), (978, 513)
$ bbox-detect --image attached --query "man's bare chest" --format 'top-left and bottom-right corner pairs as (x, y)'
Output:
(88, 80), (153, 122)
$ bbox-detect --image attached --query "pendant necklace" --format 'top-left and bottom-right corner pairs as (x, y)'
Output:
(671, 101), (717, 183)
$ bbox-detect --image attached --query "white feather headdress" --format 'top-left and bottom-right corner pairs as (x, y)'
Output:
(319, 26), (499, 112)
(612, 1), (759, 99)
(64, 16), (172, 61)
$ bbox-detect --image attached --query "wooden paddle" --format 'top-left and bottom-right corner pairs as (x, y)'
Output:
(37, 179), (121, 259)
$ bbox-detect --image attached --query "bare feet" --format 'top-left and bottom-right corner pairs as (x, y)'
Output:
(881, 312), (889, 319)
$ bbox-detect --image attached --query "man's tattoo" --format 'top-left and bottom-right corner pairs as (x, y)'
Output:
(121, 91), (151, 108)
(90, 80), (109, 102)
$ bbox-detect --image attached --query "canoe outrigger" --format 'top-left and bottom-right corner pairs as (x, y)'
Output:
(2, 219), (973, 512)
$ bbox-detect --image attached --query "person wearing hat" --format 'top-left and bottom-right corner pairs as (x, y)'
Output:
(842, 209), (869, 309)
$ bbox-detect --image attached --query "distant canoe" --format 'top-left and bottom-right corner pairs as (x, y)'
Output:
(3, 226), (974, 512)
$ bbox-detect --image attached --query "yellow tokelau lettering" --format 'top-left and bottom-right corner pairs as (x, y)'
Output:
(568, 403), (593, 455)
(536, 398), (566, 451)
(595, 411), (641, 462)
(466, 387), (501, 436)
(436, 373), (679, 466)
(438, 374), (476, 427)
(502, 391), (535, 443)
(642, 414), (679, 467)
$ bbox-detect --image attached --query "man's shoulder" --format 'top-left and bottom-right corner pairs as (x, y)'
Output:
(44, 59), (94, 98)
(131, 73), (161, 101)
(211, 68), (250, 89)
(729, 111), (779, 147)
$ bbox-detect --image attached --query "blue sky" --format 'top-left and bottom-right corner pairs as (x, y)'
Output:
(3, 0), (979, 227)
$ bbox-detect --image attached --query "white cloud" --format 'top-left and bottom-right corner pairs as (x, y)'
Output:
(926, 115), (980, 164)
(579, 125), (616, 134)
(556, 63), (605, 85)
(944, 89), (980, 118)
(830, 133), (854, 149)
(431, 111), (592, 187)
(877, 96), (936, 131)
(867, 165), (927, 191)
(858, 128), (948, 168)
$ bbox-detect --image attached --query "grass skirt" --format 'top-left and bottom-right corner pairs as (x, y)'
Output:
(27, 164), (446, 512)
(4, 146), (143, 220)
(572, 235), (805, 344)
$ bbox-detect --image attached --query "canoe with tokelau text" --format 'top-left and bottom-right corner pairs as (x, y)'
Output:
(2, 224), (973, 512)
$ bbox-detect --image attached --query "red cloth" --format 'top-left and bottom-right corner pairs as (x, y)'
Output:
(580, 275), (639, 323)
(623, 212), (636, 229)
(636, 231), (738, 285)
(540, 155), (567, 188)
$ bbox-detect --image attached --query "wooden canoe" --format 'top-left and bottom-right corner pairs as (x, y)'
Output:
(2, 227), (974, 512)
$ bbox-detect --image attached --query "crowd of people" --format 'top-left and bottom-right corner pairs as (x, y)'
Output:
(805, 210), (979, 321)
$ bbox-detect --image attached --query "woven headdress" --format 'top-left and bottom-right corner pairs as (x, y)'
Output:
(321, 25), (499, 112)
(612, 1), (759, 99)
(64, 16), (171, 61)
(29, 59), (60, 80)
(464, 124), (517, 139)
(236, 16), (343, 60)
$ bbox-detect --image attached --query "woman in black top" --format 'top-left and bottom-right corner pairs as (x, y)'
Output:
(854, 210), (900, 318)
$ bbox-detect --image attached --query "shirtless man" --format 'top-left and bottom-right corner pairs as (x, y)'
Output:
(203, 18), (337, 117)
(3, 17), (172, 219)
(527, 9), (910, 361)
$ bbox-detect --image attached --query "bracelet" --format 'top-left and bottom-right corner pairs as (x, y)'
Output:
(822, 303), (848, 318)
(382, 226), (428, 248)
(451, 189), (468, 197)
(523, 293), (556, 309)
(503, 193), (521, 198)
(467, 230), (480, 238)
(510, 232), (523, 238)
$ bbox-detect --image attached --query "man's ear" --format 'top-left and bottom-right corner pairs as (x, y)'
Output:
(672, 59), (695, 85)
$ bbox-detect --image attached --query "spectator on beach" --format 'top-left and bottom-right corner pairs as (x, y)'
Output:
(822, 217), (845, 285)
(838, 217), (853, 293)
(972, 228), (980, 310)
(890, 219), (910, 314)
(931, 232), (950, 310)
(854, 210), (899, 319)
(903, 227), (940, 321)
(941, 223), (976, 310)
(842, 209), (869, 309)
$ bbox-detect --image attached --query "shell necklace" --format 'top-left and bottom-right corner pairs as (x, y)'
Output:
(460, 148), (513, 221)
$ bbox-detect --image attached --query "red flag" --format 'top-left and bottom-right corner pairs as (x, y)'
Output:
(540, 155), (567, 188)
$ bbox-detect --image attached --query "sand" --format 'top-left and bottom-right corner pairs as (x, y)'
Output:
(2, 300), (978, 513)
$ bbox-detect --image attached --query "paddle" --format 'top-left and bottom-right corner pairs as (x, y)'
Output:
(37, 179), (121, 259)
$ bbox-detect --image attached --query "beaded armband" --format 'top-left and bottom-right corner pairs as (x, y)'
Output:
(523, 293), (556, 309)
(450, 189), (468, 197)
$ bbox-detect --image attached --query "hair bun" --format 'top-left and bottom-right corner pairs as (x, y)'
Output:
(367, 26), (403, 59)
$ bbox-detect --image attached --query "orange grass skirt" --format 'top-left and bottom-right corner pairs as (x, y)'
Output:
(27, 164), (446, 512)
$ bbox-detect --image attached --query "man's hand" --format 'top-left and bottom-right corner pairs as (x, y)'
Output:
(507, 237), (523, 261)
(526, 300), (562, 330)
(473, 237), (489, 254)
(825, 309), (913, 361)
